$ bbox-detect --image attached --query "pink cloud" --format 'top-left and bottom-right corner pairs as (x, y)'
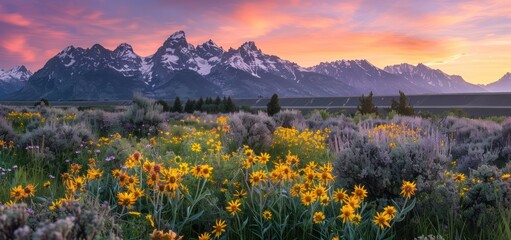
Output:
(2, 35), (36, 62)
(0, 13), (32, 27)
(0, 0), (510, 84)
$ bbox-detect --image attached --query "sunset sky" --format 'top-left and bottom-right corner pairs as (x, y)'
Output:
(0, 0), (510, 84)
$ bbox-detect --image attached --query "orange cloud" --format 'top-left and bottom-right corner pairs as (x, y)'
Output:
(2, 35), (36, 61)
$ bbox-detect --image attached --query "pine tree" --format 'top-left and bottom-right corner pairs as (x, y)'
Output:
(155, 100), (171, 112)
(357, 91), (378, 115)
(390, 91), (414, 116)
(172, 96), (183, 113)
(194, 97), (204, 112)
(226, 97), (236, 112)
(267, 94), (281, 116)
(184, 99), (195, 113)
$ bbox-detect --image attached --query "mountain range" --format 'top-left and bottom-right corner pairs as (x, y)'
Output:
(2, 31), (509, 100)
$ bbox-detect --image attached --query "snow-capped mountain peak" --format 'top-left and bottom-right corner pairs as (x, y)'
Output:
(162, 30), (189, 49)
(240, 41), (259, 52)
(169, 30), (185, 40)
(113, 43), (139, 59)
(196, 40), (224, 59)
(0, 65), (32, 83)
(383, 63), (415, 74)
(57, 45), (83, 59)
(0, 65), (32, 97)
(4, 30), (495, 100)
(219, 40), (303, 80)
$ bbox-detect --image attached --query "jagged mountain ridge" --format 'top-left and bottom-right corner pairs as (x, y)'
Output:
(383, 63), (484, 93)
(0, 65), (32, 96)
(308, 60), (432, 94)
(4, 30), (494, 100)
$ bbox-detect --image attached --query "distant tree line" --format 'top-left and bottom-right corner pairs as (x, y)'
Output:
(156, 96), (237, 113)
(357, 91), (414, 116)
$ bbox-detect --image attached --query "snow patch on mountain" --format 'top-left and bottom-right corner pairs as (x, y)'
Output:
(0, 65), (32, 83)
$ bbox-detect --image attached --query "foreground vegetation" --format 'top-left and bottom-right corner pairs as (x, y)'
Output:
(0, 95), (510, 239)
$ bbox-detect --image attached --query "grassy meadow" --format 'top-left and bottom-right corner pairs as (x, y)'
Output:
(1, 95), (511, 240)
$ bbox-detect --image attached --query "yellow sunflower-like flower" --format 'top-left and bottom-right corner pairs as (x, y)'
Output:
(143, 160), (154, 173)
(313, 185), (327, 198)
(128, 185), (145, 199)
(400, 180), (417, 199)
(71, 176), (86, 192)
(198, 232), (211, 240)
(301, 191), (316, 206)
(191, 143), (202, 152)
(23, 184), (36, 197)
(333, 188), (349, 203)
(257, 152), (271, 164)
(49, 199), (63, 211)
(249, 170), (268, 186)
(70, 163), (82, 174)
(162, 168), (182, 191)
(353, 184), (368, 200)
(10, 185), (27, 200)
(374, 211), (392, 229)
(454, 173), (466, 182)
(244, 148), (254, 156)
(346, 196), (361, 209)
(200, 165), (214, 179)
(313, 211), (326, 224)
(383, 206), (397, 219)
(127, 175), (140, 186)
(117, 192), (137, 208)
(211, 219), (227, 238)
(319, 195), (330, 206)
(262, 210), (272, 220)
(339, 205), (355, 223)
(502, 173), (511, 181)
(191, 165), (203, 178)
(233, 189), (247, 199)
(226, 199), (242, 216)
(319, 162), (334, 184)
(87, 168), (103, 180)
(290, 183), (305, 197)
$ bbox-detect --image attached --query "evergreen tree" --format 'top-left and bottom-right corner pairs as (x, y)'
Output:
(390, 91), (414, 116)
(215, 96), (221, 106)
(226, 97), (236, 112)
(184, 99), (195, 113)
(357, 91), (378, 115)
(155, 99), (171, 112)
(267, 94), (281, 116)
(194, 97), (204, 112)
(172, 96), (183, 113)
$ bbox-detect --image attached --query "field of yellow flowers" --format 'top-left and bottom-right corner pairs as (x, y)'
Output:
(1, 98), (511, 239)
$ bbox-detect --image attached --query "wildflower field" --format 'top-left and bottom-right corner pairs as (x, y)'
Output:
(1, 96), (511, 239)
